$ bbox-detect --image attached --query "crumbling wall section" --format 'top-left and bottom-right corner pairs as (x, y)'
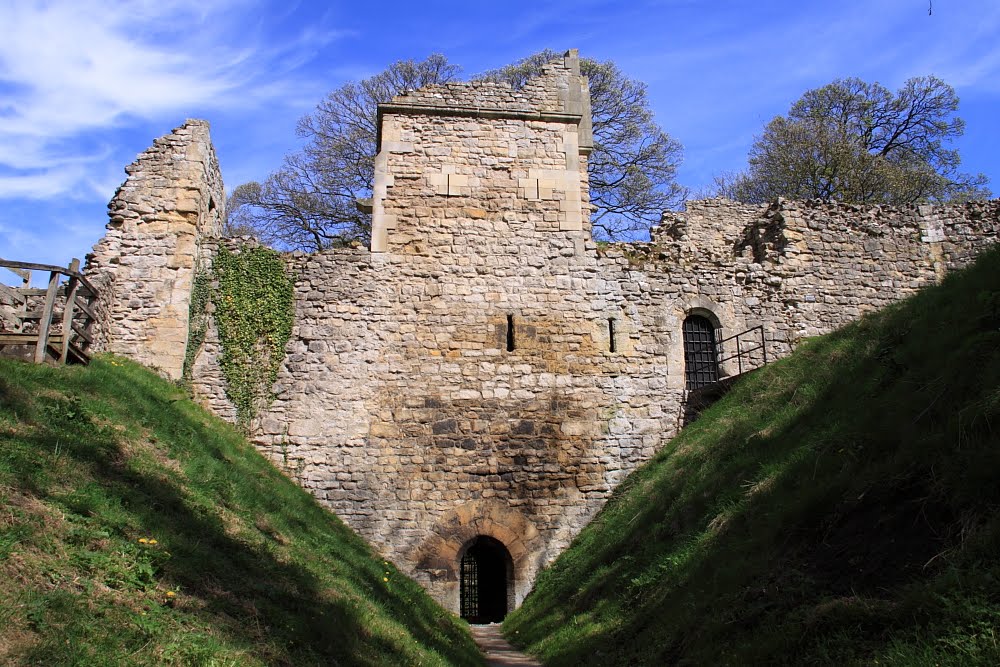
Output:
(636, 198), (1000, 356)
(86, 119), (224, 379)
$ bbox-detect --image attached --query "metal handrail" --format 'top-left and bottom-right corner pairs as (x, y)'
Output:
(688, 325), (767, 382)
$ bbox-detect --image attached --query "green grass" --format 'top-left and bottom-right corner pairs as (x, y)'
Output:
(506, 245), (1000, 666)
(0, 356), (483, 666)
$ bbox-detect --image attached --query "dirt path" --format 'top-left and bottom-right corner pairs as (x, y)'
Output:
(469, 624), (542, 667)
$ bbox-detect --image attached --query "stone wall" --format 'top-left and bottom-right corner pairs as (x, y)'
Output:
(182, 53), (997, 614)
(370, 49), (592, 252)
(639, 197), (1000, 354)
(189, 194), (998, 614)
(89, 54), (1000, 617)
(86, 119), (224, 380)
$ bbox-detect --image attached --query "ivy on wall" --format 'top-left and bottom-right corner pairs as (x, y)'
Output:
(212, 246), (294, 430)
(181, 268), (212, 384)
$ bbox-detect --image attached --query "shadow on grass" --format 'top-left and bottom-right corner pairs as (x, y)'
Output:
(0, 359), (482, 666)
(506, 247), (1000, 666)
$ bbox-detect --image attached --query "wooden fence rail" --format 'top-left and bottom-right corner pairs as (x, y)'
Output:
(0, 258), (100, 365)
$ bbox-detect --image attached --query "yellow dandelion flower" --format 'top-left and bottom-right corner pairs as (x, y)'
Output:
(383, 577), (389, 582)
(148, 539), (158, 545)
(166, 591), (176, 598)
(138, 538), (148, 544)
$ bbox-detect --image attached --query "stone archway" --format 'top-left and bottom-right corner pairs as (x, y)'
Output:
(670, 297), (735, 386)
(459, 535), (514, 623)
(412, 500), (541, 614)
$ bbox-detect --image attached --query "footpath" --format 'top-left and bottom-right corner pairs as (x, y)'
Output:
(469, 625), (542, 667)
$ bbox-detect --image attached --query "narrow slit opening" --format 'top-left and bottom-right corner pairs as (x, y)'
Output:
(506, 314), (515, 352)
(608, 318), (616, 353)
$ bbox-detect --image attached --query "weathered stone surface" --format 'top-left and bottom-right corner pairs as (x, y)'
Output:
(89, 53), (1000, 617)
(85, 120), (224, 380)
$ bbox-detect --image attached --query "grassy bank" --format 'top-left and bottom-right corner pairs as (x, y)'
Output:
(506, 246), (1000, 666)
(0, 356), (482, 666)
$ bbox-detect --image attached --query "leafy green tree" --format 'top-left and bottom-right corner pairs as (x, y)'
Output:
(478, 50), (686, 239)
(229, 54), (461, 250)
(717, 76), (990, 204)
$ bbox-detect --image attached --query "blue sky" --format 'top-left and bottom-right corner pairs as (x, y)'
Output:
(1, 0), (998, 269)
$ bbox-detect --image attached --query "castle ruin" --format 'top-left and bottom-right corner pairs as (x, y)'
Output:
(85, 51), (1000, 619)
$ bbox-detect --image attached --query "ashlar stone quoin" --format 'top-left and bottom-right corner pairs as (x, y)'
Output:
(86, 50), (1000, 616)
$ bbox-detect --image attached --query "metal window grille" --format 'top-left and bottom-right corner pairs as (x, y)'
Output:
(683, 315), (720, 389)
(460, 552), (478, 619)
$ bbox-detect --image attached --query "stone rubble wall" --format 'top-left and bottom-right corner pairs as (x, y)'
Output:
(187, 193), (997, 615)
(89, 57), (999, 618)
(640, 198), (1000, 354)
(184, 83), (997, 615)
(85, 120), (224, 380)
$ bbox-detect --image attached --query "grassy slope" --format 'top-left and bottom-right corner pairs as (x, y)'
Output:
(507, 246), (1000, 666)
(0, 357), (482, 666)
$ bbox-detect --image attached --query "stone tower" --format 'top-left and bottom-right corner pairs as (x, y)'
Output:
(219, 49), (646, 614)
(369, 48), (593, 251)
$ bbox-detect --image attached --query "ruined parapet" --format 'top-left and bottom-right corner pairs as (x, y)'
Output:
(609, 197), (999, 377)
(915, 200), (1000, 272)
(86, 120), (224, 379)
(654, 198), (763, 261)
(369, 48), (593, 252)
(732, 198), (1000, 282)
(654, 197), (999, 274)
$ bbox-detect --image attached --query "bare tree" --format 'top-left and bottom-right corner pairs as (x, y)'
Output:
(229, 55), (461, 251)
(717, 76), (990, 204)
(230, 51), (687, 248)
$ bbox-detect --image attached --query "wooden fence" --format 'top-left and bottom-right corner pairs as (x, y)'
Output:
(0, 258), (100, 365)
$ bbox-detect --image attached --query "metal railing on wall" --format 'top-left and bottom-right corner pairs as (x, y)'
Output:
(720, 325), (767, 377)
(688, 325), (768, 385)
(0, 258), (100, 365)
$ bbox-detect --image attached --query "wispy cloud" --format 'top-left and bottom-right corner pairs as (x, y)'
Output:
(901, 5), (1000, 91)
(0, 0), (346, 201)
(0, 165), (93, 199)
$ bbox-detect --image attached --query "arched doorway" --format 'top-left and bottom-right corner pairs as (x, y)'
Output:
(459, 536), (513, 623)
(683, 314), (720, 389)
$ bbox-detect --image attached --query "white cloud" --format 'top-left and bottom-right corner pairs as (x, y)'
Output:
(1, 1), (233, 132)
(0, 165), (90, 199)
(0, 0), (344, 201)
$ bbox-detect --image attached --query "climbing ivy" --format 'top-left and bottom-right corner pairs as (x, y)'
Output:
(181, 268), (212, 385)
(212, 246), (294, 430)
